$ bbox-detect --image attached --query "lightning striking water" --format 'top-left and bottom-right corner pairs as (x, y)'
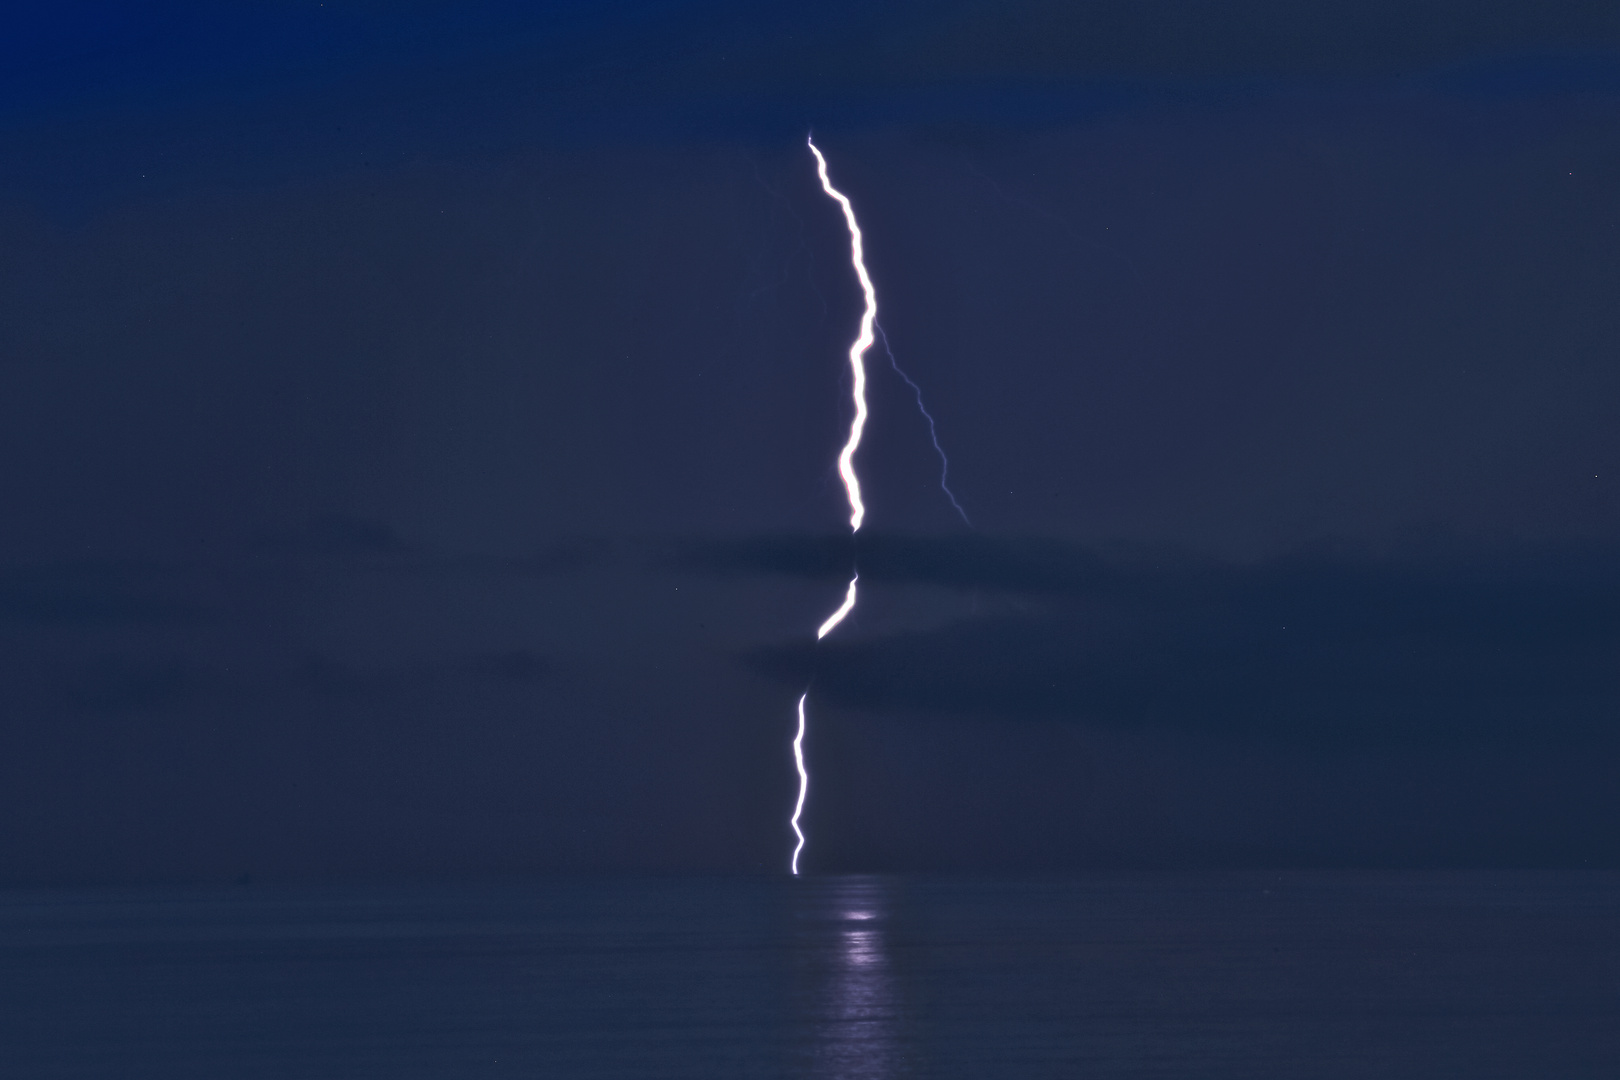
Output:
(790, 693), (809, 875)
(874, 322), (971, 526)
(792, 136), (878, 876)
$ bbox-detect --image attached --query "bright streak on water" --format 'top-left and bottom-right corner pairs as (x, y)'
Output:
(1, 874), (1607, 1077)
(815, 878), (899, 1079)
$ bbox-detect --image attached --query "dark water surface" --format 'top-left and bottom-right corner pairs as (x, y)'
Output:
(1, 873), (1615, 1078)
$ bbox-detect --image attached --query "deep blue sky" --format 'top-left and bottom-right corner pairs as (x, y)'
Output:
(4, 2), (1620, 881)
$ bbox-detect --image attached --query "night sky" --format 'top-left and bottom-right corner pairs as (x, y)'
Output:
(5, 1), (1620, 882)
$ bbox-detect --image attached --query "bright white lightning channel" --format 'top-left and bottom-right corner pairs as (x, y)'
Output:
(792, 136), (877, 876)
(809, 135), (875, 539)
(816, 572), (858, 641)
(790, 693), (809, 875)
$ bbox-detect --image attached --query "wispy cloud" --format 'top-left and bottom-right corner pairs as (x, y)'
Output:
(689, 534), (1620, 745)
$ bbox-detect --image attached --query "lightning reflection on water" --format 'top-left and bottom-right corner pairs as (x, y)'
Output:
(795, 876), (902, 1079)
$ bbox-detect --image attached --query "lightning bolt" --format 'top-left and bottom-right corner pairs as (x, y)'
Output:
(790, 692), (809, 875)
(874, 322), (971, 526)
(816, 572), (858, 640)
(791, 135), (878, 876)
(808, 136), (875, 538)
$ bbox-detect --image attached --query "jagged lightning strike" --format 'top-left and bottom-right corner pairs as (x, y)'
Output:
(792, 135), (878, 877)
(792, 137), (969, 875)
(808, 136), (875, 540)
(875, 323), (971, 526)
(789, 692), (809, 875)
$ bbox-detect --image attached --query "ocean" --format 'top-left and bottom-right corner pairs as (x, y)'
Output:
(1, 872), (1614, 1078)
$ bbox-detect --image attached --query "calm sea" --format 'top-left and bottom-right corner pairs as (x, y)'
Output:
(0, 872), (1615, 1078)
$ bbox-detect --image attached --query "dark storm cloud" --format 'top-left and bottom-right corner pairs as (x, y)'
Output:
(61, 655), (197, 713)
(282, 651), (551, 701)
(703, 535), (1620, 745)
(0, 562), (200, 625)
(7, 1), (1620, 219)
(462, 650), (549, 682)
(870, 0), (1620, 81)
(670, 532), (1175, 595)
(250, 516), (613, 576)
(0, 524), (611, 629)
(4, 2), (1620, 879)
(11, 1), (1618, 109)
(25, 647), (556, 717)
(251, 515), (410, 557)
(677, 530), (1620, 597)
(0, 524), (593, 721)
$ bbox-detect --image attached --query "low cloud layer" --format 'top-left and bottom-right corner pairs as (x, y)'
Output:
(681, 534), (1620, 745)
